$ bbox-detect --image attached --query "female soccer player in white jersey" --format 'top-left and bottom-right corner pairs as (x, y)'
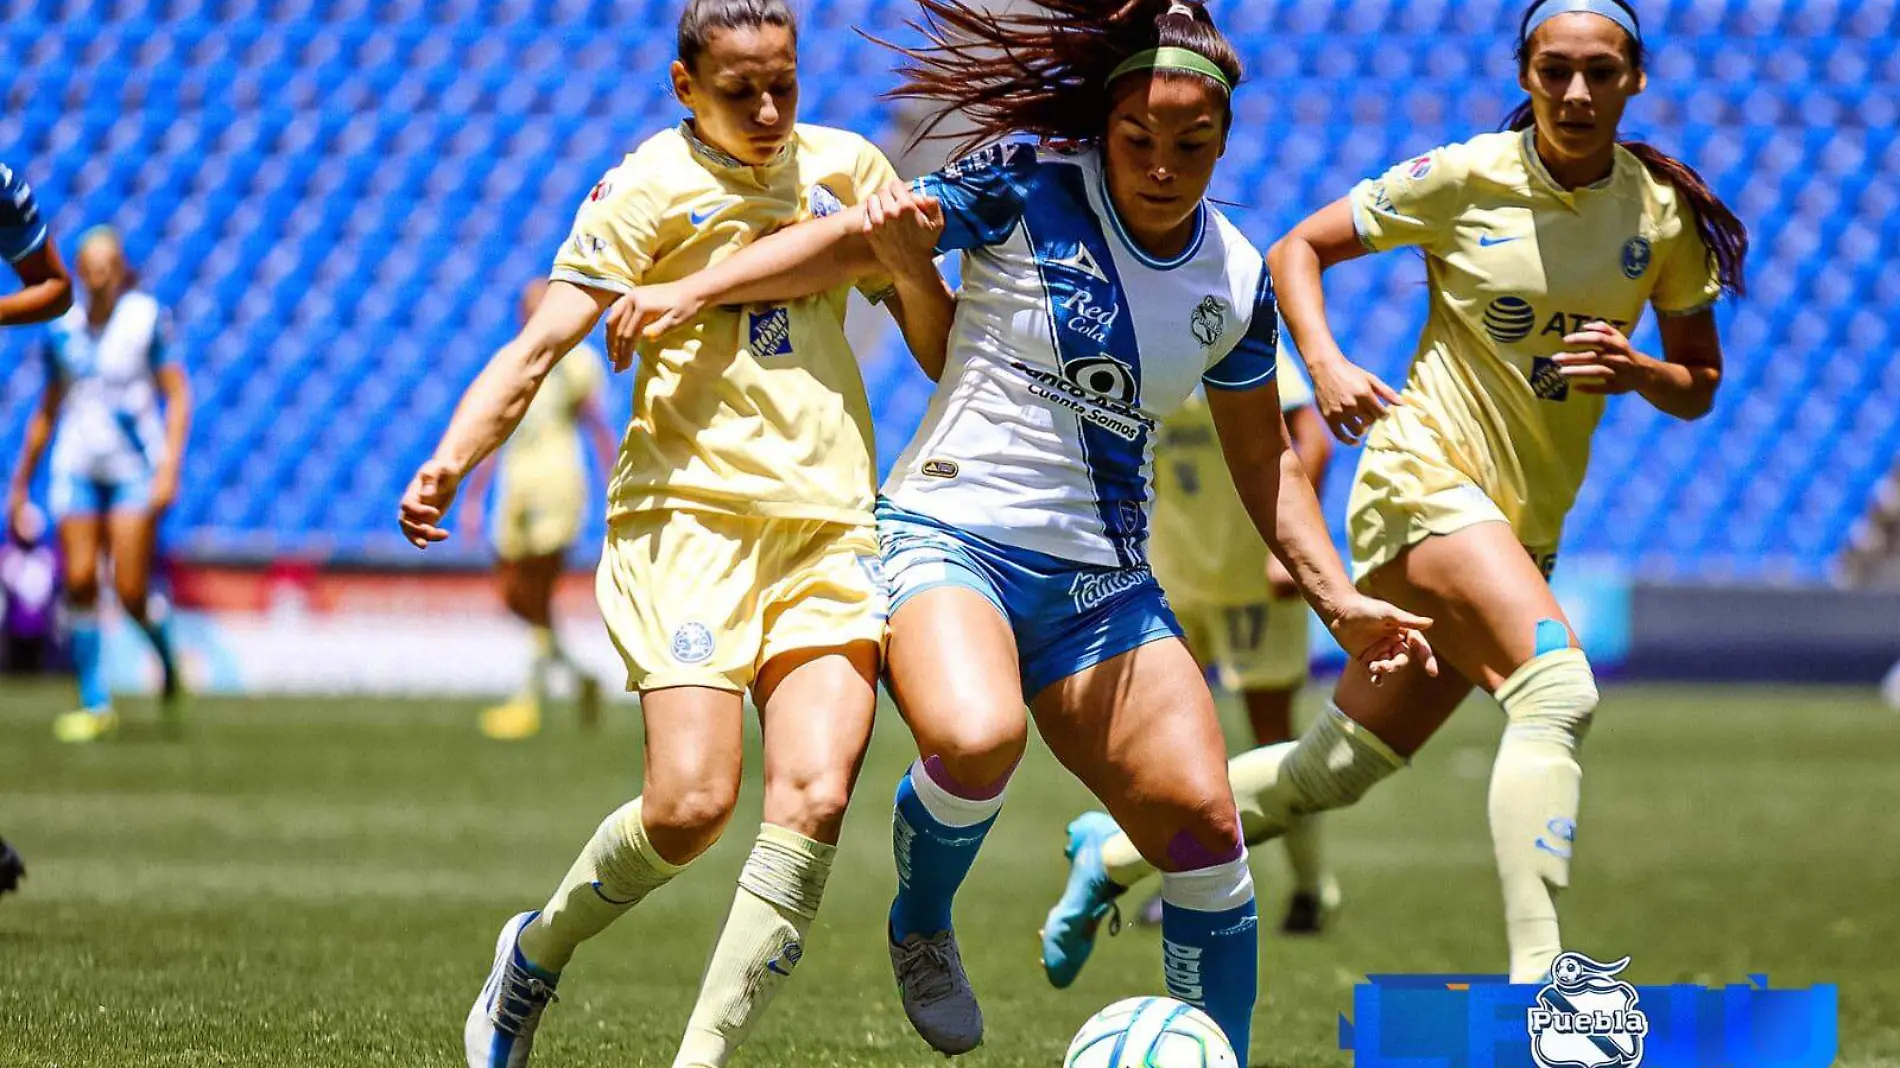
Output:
(9, 226), (192, 743)
(397, 3), (953, 1066)
(604, 2), (1434, 1057)
(1064, 0), (1749, 985)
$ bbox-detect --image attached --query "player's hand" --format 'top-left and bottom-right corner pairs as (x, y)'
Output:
(1265, 554), (1299, 600)
(398, 459), (463, 549)
(149, 465), (179, 515)
(1554, 322), (1649, 395)
(604, 282), (704, 373)
(1310, 357), (1404, 445)
(1327, 594), (1437, 680)
(862, 180), (943, 274)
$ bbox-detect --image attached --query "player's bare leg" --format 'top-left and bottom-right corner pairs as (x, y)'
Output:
(107, 507), (181, 730)
(485, 553), (599, 739)
(52, 513), (115, 742)
(465, 686), (743, 1068)
(883, 588), (1027, 1055)
(671, 642), (877, 1068)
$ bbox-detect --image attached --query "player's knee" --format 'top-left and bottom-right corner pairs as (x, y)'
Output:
(1498, 647), (1599, 749)
(66, 574), (101, 608)
(644, 778), (740, 854)
(929, 718), (1026, 792)
(117, 585), (150, 621)
(763, 766), (855, 840)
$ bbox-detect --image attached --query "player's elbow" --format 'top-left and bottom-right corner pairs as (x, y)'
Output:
(45, 277), (74, 319)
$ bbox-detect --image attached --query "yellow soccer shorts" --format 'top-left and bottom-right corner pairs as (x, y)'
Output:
(595, 510), (888, 694)
(1347, 444), (1559, 583)
(491, 484), (584, 562)
(1175, 595), (1312, 693)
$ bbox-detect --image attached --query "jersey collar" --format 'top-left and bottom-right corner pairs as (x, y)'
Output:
(1092, 153), (1207, 271)
(1517, 128), (1625, 209)
(679, 120), (794, 172)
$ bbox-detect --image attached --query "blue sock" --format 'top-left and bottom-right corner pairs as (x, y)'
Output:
(71, 611), (109, 710)
(138, 612), (178, 681)
(1161, 858), (1259, 1062)
(890, 759), (1006, 940)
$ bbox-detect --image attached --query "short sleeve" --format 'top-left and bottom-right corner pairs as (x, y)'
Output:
(1650, 216), (1722, 318)
(1349, 143), (1470, 256)
(848, 138), (903, 303)
(0, 164), (49, 265)
(149, 307), (180, 370)
(550, 164), (663, 295)
(913, 142), (1038, 254)
(1203, 272), (1280, 392)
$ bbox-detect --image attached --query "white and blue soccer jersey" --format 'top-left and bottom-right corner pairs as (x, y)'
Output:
(42, 292), (176, 486)
(882, 142), (1279, 569)
(0, 162), (50, 264)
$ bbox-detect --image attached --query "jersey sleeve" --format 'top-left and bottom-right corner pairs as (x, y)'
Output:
(848, 137), (902, 303)
(1650, 215), (1722, 317)
(0, 164), (50, 265)
(914, 142), (1039, 254)
(550, 163), (663, 295)
(149, 306), (180, 370)
(1349, 143), (1470, 256)
(1203, 272), (1280, 392)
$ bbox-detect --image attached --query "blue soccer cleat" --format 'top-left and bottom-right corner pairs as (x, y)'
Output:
(1040, 812), (1126, 989)
(464, 911), (560, 1068)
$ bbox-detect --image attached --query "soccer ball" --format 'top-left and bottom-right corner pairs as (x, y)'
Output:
(1063, 997), (1238, 1068)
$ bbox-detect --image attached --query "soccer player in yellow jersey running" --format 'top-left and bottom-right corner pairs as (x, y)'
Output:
(398, 2), (953, 1066)
(1075, 0), (1749, 983)
(1138, 352), (1338, 934)
(462, 279), (615, 741)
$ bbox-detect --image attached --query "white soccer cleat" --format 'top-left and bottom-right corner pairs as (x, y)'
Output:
(464, 911), (560, 1068)
(889, 928), (983, 1055)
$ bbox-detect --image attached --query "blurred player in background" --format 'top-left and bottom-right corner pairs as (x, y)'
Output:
(398, 2), (952, 1066)
(9, 226), (191, 743)
(1132, 351), (1338, 934)
(0, 159), (71, 896)
(461, 279), (615, 741)
(1069, 0), (1748, 984)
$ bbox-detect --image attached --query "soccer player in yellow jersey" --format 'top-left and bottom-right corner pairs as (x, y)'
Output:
(397, 2), (954, 1066)
(1139, 352), (1339, 933)
(1080, 0), (1746, 982)
(462, 279), (616, 741)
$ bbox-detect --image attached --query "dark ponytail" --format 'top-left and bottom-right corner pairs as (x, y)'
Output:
(1505, 6), (1748, 297)
(677, 0), (797, 71)
(871, 0), (1243, 156)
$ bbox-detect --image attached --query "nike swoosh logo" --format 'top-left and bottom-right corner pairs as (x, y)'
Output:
(689, 202), (732, 227)
(1478, 234), (1522, 247)
(766, 958), (792, 976)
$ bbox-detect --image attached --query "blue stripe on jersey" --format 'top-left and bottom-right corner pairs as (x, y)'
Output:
(1020, 163), (1156, 568)
(0, 163), (48, 264)
(1203, 270), (1281, 391)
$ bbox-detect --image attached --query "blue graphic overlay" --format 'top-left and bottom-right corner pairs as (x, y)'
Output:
(1339, 970), (1836, 1068)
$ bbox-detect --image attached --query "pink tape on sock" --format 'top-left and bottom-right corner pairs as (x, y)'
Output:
(921, 753), (1015, 802)
(1167, 827), (1244, 870)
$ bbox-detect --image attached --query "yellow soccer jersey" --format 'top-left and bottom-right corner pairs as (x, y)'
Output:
(551, 122), (900, 527)
(1348, 129), (1721, 551)
(500, 341), (605, 489)
(1149, 352), (1315, 606)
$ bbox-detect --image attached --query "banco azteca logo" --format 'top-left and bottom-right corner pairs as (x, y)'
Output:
(1528, 953), (1648, 1068)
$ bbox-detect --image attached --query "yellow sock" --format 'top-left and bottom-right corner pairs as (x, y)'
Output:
(1490, 648), (1598, 983)
(673, 825), (834, 1068)
(518, 798), (685, 973)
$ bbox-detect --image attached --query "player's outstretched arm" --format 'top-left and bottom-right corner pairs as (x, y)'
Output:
(0, 241), (73, 326)
(5, 373), (62, 530)
(399, 281), (612, 548)
(1267, 199), (1403, 446)
(601, 188), (946, 370)
(1207, 382), (1436, 679)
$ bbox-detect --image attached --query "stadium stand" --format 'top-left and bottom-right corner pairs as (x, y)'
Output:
(1, 0), (1894, 584)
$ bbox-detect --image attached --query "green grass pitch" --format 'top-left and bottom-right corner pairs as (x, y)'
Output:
(2, 680), (1895, 1066)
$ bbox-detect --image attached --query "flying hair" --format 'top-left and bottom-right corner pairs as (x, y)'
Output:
(868, 0), (1243, 156)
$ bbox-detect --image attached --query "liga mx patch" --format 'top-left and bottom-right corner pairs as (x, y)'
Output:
(670, 621), (715, 664)
(808, 183), (845, 219)
(748, 306), (793, 359)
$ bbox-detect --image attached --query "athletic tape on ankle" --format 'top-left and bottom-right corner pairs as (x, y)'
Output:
(738, 825), (833, 919)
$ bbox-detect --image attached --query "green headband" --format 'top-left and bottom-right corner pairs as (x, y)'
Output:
(1107, 47), (1233, 92)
